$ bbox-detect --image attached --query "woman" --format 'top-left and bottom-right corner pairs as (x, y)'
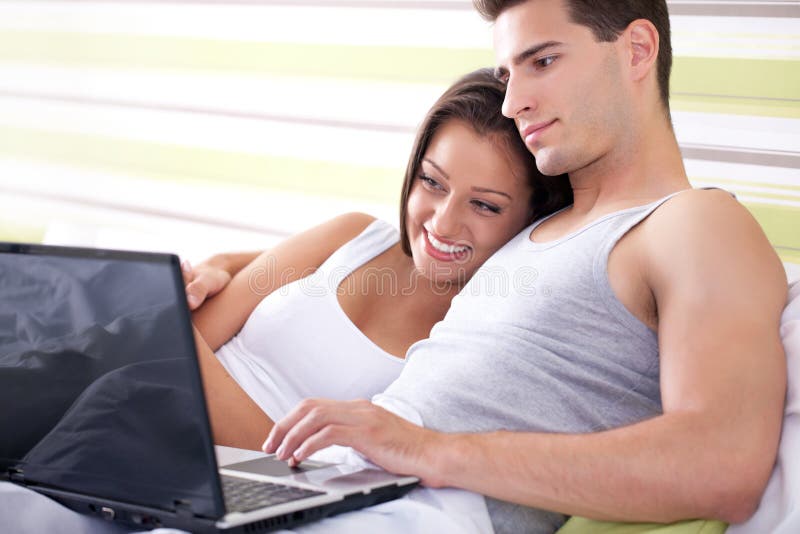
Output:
(187, 68), (572, 450)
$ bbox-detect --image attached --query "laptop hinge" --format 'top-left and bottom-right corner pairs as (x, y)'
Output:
(173, 499), (194, 519)
(7, 467), (25, 483)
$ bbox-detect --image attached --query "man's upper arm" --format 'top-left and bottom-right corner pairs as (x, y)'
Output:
(644, 189), (787, 501)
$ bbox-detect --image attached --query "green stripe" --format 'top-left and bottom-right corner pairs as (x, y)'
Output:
(0, 218), (45, 244)
(671, 95), (800, 118)
(0, 31), (797, 114)
(2, 137), (798, 264)
(671, 56), (800, 102)
(691, 176), (800, 194)
(779, 250), (800, 265)
(714, 192), (800, 202)
(780, 255), (800, 266)
(0, 126), (403, 203)
(2, 125), (798, 254)
(743, 202), (800, 252)
(0, 31), (494, 84)
(728, 190), (800, 203)
(672, 30), (800, 42)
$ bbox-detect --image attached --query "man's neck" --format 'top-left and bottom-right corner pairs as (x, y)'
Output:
(567, 118), (690, 219)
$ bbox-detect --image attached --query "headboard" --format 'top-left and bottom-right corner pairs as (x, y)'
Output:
(0, 1), (796, 277)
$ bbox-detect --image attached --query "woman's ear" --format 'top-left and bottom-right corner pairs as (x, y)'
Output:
(626, 19), (659, 83)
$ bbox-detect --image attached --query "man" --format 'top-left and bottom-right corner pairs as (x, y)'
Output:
(260, 0), (788, 532)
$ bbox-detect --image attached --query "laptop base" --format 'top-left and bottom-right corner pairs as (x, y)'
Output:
(34, 478), (417, 533)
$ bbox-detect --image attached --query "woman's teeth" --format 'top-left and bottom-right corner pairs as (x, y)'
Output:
(428, 231), (469, 254)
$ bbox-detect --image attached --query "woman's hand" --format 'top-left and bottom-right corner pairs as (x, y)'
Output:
(181, 259), (232, 310)
(263, 398), (448, 487)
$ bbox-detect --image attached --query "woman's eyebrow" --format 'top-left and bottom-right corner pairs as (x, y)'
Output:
(472, 187), (511, 200)
(422, 158), (450, 180)
(424, 158), (511, 200)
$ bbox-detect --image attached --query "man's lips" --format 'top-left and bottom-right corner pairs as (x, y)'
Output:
(521, 120), (556, 145)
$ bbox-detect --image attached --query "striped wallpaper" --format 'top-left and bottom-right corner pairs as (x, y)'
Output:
(0, 0), (798, 273)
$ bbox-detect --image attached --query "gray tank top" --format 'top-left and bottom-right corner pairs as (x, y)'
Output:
(378, 193), (684, 533)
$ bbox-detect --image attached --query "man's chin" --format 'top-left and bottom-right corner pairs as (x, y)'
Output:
(533, 150), (569, 177)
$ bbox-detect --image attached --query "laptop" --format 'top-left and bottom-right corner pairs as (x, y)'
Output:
(0, 241), (418, 533)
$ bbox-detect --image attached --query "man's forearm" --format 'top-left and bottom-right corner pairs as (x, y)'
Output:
(430, 411), (776, 525)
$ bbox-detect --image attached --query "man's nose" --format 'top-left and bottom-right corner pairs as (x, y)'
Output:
(501, 76), (534, 119)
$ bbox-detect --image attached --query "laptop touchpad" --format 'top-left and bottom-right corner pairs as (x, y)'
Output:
(224, 456), (332, 477)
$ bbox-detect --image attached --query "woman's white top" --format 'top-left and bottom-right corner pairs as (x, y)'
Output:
(215, 219), (405, 422)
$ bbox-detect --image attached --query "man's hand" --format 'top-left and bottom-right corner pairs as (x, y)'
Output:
(263, 398), (446, 486)
(181, 259), (232, 310)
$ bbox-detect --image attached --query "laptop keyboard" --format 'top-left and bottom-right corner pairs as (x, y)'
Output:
(221, 475), (326, 514)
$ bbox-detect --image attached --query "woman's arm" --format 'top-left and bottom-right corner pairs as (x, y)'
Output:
(184, 252), (262, 310)
(191, 212), (377, 352)
(193, 326), (272, 450)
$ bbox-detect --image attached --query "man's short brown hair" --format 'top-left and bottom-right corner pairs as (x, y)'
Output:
(473, 0), (673, 110)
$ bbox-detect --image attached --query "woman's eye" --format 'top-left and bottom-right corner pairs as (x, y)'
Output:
(473, 200), (501, 214)
(419, 174), (444, 191)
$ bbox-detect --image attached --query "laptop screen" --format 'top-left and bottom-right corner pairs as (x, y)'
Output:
(0, 243), (224, 519)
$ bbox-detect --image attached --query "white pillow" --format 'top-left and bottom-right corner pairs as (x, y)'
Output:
(728, 280), (800, 534)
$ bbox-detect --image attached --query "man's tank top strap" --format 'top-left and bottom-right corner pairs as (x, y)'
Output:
(316, 219), (400, 287)
(592, 188), (706, 343)
(600, 189), (690, 253)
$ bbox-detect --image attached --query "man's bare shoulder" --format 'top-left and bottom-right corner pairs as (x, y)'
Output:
(641, 188), (786, 303)
(649, 187), (743, 227)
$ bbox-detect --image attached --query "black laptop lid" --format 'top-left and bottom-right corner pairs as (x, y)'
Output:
(0, 242), (225, 519)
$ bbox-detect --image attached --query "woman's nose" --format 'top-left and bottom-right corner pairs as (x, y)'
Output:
(431, 199), (462, 238)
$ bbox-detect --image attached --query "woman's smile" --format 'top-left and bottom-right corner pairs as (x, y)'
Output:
(405, 119), (534, 285)
(423, 229), (472, 262)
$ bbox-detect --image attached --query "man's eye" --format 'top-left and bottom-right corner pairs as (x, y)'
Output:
(535, 55), (556, 69)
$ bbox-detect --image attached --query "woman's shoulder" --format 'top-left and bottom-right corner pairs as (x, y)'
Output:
(295, 212), (399, 262)
(313, 212), (383, 247)
(328, 212), (379, 234)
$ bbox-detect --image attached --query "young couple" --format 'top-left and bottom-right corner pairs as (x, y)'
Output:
(187, 67), (571, 452)
(188, 0), (787, 532)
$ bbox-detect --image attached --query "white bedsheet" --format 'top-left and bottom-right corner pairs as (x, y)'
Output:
(0, 480), (488, 534)
(728, 280), (800, 534)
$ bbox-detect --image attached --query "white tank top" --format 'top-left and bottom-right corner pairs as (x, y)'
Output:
(215, 219), (404, 421)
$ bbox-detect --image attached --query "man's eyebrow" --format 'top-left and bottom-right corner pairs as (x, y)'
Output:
(494, 40), (564, 79)
(422, 158), (449, 180)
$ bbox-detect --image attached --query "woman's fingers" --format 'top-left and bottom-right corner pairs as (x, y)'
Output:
(181, 260), (207, 310)
(181, 260), (194, 285)
(184, 267), (231, 310)
(185, 279), (208, 310)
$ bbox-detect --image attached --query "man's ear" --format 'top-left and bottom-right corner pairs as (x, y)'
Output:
(625, 19), (659, 83)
